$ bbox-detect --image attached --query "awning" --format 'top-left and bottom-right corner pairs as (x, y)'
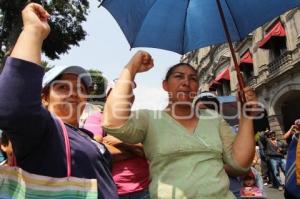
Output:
(215, 67), (230, 81)
(208, 67), (230, 90)
(258, 21), (286, 49)
(240, 51), (253, 65)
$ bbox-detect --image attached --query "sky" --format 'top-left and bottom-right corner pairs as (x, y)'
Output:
(45, 0), (181, 110)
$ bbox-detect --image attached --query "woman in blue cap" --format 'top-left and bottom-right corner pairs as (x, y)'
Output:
(0, 3), (118, 198)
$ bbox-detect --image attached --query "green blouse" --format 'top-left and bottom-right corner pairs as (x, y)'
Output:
(103, 109), (248, 199)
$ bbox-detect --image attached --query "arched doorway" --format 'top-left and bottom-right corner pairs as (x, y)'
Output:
(277, 91), (300, 131)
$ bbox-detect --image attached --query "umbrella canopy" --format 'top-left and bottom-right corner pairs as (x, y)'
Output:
(101, 0), (300, 55)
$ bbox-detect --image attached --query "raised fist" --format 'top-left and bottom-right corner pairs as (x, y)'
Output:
(127, 51), (154, 74)
(22, 3), (50, 40)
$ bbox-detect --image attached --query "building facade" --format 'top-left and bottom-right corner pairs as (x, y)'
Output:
(181, 8), (300, 134)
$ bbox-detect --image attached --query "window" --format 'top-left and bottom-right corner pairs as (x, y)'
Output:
(259, 20), (287, 61)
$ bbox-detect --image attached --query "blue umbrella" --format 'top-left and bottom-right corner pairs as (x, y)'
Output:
(100, 0), (300, 101)
(101, 0), (300, 54)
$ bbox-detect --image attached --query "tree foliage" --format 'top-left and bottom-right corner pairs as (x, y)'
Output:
(88, 69), (107, 103)
(0, 0), (89, 62)
(41, 60), (54, 72)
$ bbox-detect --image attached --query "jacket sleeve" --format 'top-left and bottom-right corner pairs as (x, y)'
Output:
(0, 57), (51, 159)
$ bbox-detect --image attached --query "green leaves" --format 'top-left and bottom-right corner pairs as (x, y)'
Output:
(0, 0), (89, 61)
(88, 69), (107, 103)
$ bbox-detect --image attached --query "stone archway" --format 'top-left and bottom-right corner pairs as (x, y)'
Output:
(269, 83), (300, 132)
(279, 92), (300, 131)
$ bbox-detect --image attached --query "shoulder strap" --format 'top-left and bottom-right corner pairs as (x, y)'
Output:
(56, 117), (72, 177)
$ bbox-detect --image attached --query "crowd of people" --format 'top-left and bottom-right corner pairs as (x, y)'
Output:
(0, 3), (299, 199)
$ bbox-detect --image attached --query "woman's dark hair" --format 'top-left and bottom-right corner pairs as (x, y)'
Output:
(164, 63), (197, 81)
(0, 131), (9, 146)
(0, 131), (9, 159)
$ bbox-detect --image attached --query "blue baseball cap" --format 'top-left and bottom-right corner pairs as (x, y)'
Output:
(42, 65), (92, 89)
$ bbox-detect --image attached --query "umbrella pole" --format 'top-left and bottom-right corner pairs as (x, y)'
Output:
(215, 0), (246, 104)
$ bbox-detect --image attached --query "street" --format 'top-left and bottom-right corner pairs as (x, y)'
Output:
(265, 186), (284, 199)
(263, 172), (285, 199)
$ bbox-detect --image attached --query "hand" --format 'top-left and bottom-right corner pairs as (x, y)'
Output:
(22, 3), (50, 40)
(94, 135), (103, 143)
(242, 87), (263, 117)
(126, 51), (154, 74)
(103, 135), (122, 146)
(290, 125), (296, 132)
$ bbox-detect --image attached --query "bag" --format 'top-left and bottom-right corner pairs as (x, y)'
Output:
(0, 117), (98, 199)
(285, 132), (300, 197)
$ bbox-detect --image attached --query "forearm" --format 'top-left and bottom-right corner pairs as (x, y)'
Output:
(104, 144), (134, 162)
(103, 65), (136, 127)
(224, 164), (247, 177)
(103, 51), (153, 128)
(10, 29), (44, 65)
(233, 116), (255, 168)
(283, 129), (292, 140)
(10, 3), (50, 65)
(117, 143), (145, 158)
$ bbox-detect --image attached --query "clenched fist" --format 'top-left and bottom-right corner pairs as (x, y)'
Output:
(22, 3), (50, 40)
(126, 51), (154, 74)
